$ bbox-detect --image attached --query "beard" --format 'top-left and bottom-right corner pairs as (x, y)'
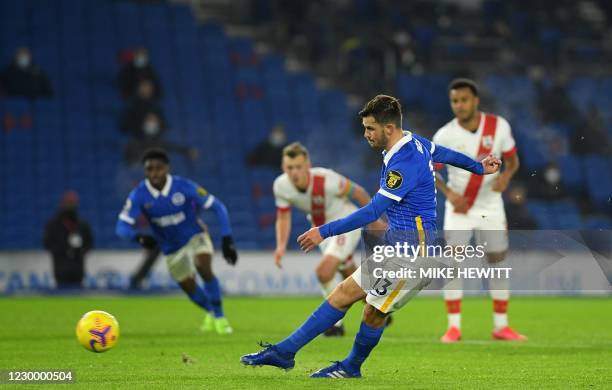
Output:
(370, 133), (388, 150)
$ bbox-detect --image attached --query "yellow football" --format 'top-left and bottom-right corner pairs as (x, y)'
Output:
(76, 310), (120, 353)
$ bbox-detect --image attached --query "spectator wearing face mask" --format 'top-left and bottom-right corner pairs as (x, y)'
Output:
(123, 112), (198, 166)
(247, 125), (288, 167)
(0, 47), (53, 98)
(529, 163), (566, 201)
(117, 47), (163, 100)
(43, 191), (94, 289)
(119, 79), (166, 137)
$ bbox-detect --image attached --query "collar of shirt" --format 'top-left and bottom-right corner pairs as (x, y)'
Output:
(145, 174), (173, 198)
(382, 131), (413, 166)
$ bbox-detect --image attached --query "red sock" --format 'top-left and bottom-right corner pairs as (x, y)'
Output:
(446, 299), (461, 314)
(493, 299), (508, 314)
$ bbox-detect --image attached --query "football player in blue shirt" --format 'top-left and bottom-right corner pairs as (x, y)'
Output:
(116, 148), (238, 334)
(241, 95), (501, 376)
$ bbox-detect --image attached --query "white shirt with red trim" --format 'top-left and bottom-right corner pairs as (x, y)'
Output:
(273, 167), (358, 226)
(433, 112), (517, 214)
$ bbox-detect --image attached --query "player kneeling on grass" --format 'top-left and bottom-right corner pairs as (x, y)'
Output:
(116, 148), (238, 334)
(241, 95), (501, 378)
(273, 142), (387, 336)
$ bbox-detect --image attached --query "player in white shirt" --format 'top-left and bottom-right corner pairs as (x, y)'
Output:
(273, 142), (385, 336)
(433, 78), (526, 342)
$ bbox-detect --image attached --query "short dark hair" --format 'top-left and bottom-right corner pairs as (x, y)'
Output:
(141, 148), (169, 165)
(282, 142), (309, 159)
(448, 78), (479, 96)
(359, 95), (402, 127)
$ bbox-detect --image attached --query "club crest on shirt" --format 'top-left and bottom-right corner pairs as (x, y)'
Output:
(386, 170), (403, 189)
(172, 192), (185, 206)
(482, 135), (494, 149)
(312, 195), (325, 205)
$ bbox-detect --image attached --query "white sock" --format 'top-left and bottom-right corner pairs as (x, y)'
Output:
(494, 313), (508, 330)
(448, 313), (461, 329)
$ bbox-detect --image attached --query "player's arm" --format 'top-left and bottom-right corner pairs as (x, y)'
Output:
(414, 133), (500, 175)
(115, 194), (157, 249)
(493, 142), (520, 192)
(435, 172), (469, 213)
(275, 207), (291, 269)
(340, 178), (369, 207)
(298, 192), (394, 252)
(347, 181), (388, 231)
(197, 188), (238, 265)
(335, 173), (387, 231)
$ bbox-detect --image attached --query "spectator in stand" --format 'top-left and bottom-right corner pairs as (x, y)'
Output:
(504, 184), (538, 229)
(43, 191), (94, 289)
(247, 125), (288, 167)
(528, 163), (566, 201)
(0, 47), (53, 98)
(572, 106), (611, 155)
(120, 79), (166, 137)
(117, 47), (162, 100)
(123, 112), (197, 166)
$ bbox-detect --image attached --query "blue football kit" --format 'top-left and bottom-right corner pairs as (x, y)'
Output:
(115, 174), (234, 323)
(116, 175), (232, 255)
(240, 131), (489, 376)
(319, 131), (484, 244)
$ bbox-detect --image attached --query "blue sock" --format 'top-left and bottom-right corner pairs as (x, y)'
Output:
(342, 321), (384, 374)
(204, 277), (224, 318)
(276, 300), (346, 356)
(188, 285), (213, 312)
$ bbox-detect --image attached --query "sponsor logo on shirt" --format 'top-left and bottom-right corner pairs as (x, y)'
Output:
(152, 212), (186, 227)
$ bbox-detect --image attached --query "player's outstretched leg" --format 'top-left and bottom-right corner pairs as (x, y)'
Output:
(195, 253), (232, 334)
(316, 255), (348, 337)
(310, 304), (386, 378)
(240, 277), (365, 370)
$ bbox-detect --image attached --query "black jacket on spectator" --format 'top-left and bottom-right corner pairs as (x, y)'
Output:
(117, 63), (163, 100)
(0, 61), (53, 98)
(247, 142), (284, 167)
(43, 211), (93, 288)
(119, 97), (167, 137)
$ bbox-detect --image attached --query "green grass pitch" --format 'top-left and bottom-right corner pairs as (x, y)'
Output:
(1, 296), (610, 389)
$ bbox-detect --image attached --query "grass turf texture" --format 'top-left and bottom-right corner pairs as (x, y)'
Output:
(0, 296), (610, 389)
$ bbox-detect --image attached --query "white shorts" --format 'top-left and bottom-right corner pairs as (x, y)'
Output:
(164, 232), (213, 282)
(350, 262), (432, 314)
(319, 228), (361, 267)
(444, 209), (508, 253)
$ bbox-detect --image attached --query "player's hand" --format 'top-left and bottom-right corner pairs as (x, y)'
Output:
(481, 154), (502, 174)
(297, 227), (323, 253)
(221, 236), (238, 266)
(135, 234), (157, 250)
(274, 247), (285, 269)
(492, 173), (510, 193)
(448, 190), (469, 214)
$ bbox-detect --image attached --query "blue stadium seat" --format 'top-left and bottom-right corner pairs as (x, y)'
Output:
(583, 156), (612, 210)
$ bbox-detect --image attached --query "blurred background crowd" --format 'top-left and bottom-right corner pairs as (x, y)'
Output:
(0, 0), (610, 257)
